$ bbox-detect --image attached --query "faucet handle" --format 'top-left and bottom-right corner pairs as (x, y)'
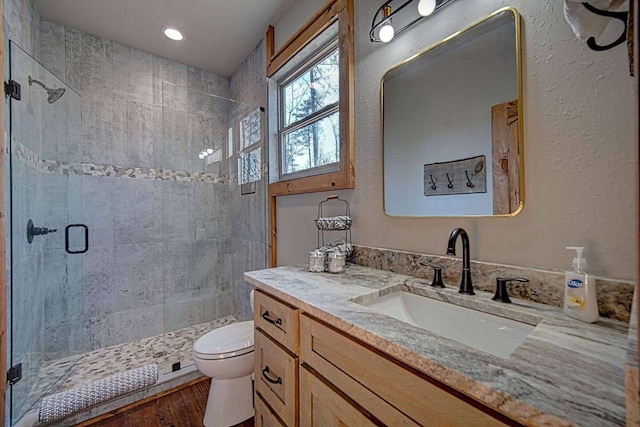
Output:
(419, 261), (445, 288)
(492, 277), (529, 303)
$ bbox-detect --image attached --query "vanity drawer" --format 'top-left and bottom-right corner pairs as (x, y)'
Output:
(255, 329), (298, 426)
(300, 314), (510, 427)
(255, 290), (300, 354)
(299, 365), (377, 427)
(256, 393), (286, 427)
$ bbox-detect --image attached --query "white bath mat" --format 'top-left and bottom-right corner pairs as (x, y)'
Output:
(38, 363), (158, 423)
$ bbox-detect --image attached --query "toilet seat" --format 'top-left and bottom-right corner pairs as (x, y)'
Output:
(193, 321), (254, 361)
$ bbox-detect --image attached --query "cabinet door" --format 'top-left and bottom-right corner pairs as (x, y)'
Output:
(256, 393), (286, 427)
(299, 366), (377, 427)
(255, 329), (298, 426)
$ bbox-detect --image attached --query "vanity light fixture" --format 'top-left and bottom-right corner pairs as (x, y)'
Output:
(370, 0), (455, 43)
(163, 27), (184, 41)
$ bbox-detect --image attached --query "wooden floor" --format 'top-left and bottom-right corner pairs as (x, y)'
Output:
(89, 379), (254, 427)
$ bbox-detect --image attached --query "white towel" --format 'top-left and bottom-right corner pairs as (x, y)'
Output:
(38, 364), (158, 423)
(563, 0), (626, 41)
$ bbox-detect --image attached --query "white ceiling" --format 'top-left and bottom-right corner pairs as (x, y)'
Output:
(35, 0), (296, 77)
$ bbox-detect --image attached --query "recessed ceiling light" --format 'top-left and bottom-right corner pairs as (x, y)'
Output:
(163, 27), (184, 41)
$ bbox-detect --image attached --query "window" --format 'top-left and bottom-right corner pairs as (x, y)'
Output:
(280, 45), (340, 178)
(238, 107), (263, 185)
(239, 147), (262, 184)
(241, 108), (262, 150)
(266, 0), (354, 198)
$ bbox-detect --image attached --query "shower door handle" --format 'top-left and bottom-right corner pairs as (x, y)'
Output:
(65, 224), (89, 254)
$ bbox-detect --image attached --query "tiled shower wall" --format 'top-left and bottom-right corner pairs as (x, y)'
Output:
(33, 20), (238, 353)
(3, 0), (268, 421)
(229, 40), (268, 321)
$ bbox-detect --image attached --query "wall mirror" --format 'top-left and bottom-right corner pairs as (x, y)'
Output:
(382, 8), (523, 217)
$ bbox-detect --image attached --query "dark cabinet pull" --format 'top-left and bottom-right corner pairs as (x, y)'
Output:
(261, 311), (282, 326)
(65, 224), (89, 254)
(262, 366), (282, 385)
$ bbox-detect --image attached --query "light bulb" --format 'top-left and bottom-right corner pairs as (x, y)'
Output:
(198, 153), (205, 159)
(379, 23), (395, 43)
(418, 0), (436, 16)
(207, 148), (214, 154)
(163, 27), (184, 41)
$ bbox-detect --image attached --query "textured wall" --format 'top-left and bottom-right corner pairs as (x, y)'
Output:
(3, 0), (39, 56)
(273, 0), (637, 282)
(229, 40), (268, 321)
(37, 20), (235, 352)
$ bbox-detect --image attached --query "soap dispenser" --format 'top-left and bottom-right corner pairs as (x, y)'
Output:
(563, 246), (598, 323)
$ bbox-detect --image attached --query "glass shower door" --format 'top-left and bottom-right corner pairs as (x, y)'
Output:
(8, 41), (84, 423)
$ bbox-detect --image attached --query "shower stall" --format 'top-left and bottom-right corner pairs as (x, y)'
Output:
(6, 40), (266, 424)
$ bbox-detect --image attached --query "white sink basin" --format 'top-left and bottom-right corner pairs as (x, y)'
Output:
(358, 291), (535, 358)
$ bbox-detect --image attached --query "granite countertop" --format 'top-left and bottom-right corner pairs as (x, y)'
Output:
(244, 265), (629, 427)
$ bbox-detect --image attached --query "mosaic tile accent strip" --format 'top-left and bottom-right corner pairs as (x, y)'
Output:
(13, 142), (230, 184)
(38, 364), (158, 423)
(24, 316), (236, 417)
(351, 245), (635, 322)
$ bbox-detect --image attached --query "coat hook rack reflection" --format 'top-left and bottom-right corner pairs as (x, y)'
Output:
(582, 2), (628, 51)
(423, 155), (487, 197)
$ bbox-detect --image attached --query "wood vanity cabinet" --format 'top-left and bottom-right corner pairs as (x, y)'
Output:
(254, 289), (513, 427)
(254, 290), (300, 427)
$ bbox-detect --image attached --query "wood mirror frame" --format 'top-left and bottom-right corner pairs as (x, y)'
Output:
(266, 0), (355, 266)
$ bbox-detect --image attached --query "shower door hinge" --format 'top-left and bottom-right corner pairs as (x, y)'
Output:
(7, 363), (22, 385)
(4, 80), (21, 100)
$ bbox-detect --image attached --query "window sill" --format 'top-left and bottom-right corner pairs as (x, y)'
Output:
(268, 169), (354, 197)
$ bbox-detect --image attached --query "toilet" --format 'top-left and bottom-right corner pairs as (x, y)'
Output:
(193, 292), (255, 427)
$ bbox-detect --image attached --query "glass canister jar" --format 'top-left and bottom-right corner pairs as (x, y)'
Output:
(327, 251), (346, 274)
(308, 249), (326, 272)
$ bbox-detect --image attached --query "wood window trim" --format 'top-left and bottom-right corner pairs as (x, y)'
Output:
(266, 0), (355, 266)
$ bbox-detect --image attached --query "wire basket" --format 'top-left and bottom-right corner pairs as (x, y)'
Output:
(314, 215), (352, 231)
(315, 196), (352, 259)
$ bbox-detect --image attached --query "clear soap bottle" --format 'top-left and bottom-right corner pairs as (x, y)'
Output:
(563, 246), (598, 323)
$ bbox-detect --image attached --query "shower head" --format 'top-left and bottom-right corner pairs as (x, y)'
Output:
(47, 87), (65, 104)
(28, 75), (65, 104)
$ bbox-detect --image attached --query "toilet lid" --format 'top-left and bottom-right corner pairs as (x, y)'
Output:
(193, 321), (254, 360)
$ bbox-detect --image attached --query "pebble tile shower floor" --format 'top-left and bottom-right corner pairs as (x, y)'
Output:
(21, 316), (236, 417)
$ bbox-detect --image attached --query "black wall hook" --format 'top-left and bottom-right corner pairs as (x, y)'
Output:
(429, 174), (437, 190)
(465, 170), (474, 188)
(582, 2), (628, 51)
(446, 173), (454, 189)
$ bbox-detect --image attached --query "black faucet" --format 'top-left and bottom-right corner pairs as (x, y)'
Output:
(446, 228), (474, 295)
